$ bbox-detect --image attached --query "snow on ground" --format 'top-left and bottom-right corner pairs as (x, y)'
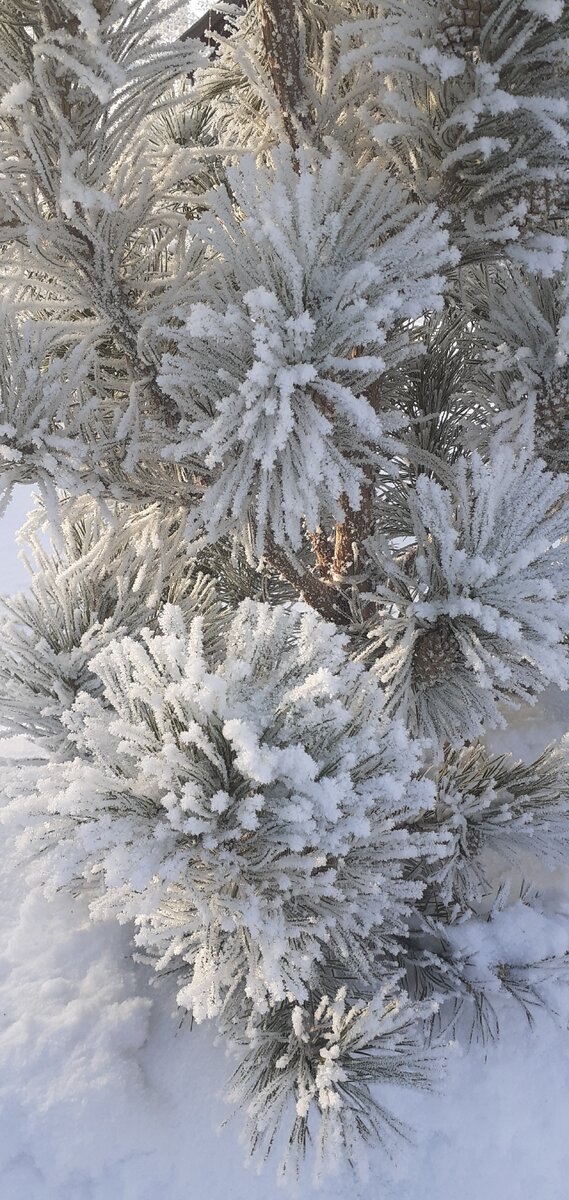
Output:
(2, 495), (569, 1199)
(158, 0), (211, 40)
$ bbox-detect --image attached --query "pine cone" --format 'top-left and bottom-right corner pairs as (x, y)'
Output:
(412, 618), (463, 686)
(438, 0), (495, 54)
(465, 821), (485, 857)
(535, 367), (569, 470)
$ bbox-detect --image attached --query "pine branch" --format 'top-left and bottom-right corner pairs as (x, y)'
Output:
(264, 530), (352, 624)
(251, 11), (377, 612)
(64, 220), (182, 429)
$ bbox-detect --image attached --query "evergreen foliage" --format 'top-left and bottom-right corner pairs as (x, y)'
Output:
(1, 0), (569, 1182)
(5, 600), (442, 1022)
(0, 499), (199, 753)
(364, 444), (569, 744)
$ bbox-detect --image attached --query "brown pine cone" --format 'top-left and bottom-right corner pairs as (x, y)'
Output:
(535, 367), (569, 470)
(438, 0), (495, 54)
(412, 618), (463, 686)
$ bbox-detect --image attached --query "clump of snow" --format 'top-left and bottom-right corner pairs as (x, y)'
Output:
(0, 81), (32, 115)
(524, 0), (564, 19)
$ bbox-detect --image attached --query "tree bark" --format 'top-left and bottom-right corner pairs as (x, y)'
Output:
(332, 484), (374, 582)
(264, 532), (352, 625)
(257, 0), (309, 156)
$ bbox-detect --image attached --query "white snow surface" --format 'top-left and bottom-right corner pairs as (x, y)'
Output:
(157, 0), (211, 40)
(3, 496), (569, 1198)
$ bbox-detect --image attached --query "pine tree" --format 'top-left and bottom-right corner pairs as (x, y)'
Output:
(1, 0), (569, 1182)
